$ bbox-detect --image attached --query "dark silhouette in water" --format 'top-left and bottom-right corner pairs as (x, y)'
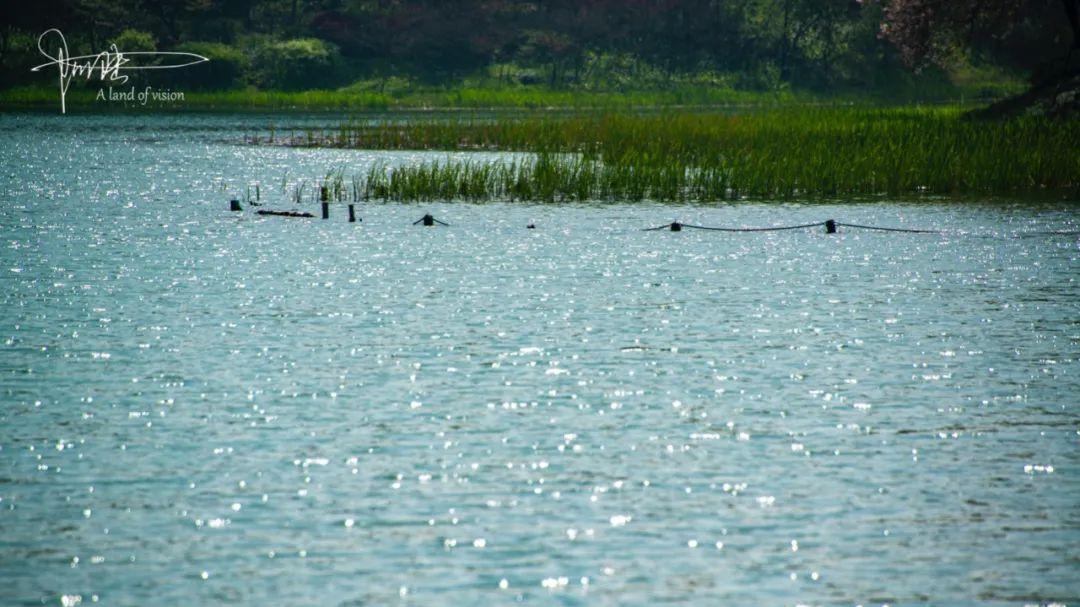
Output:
(414, 214), (449, 226)
(527, 223), (536, 229)
(670, 221), (682, 231)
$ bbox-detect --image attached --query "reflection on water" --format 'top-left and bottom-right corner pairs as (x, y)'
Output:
(0, 113), (1078, 605)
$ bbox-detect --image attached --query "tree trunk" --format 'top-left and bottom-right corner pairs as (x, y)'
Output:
(1063, 0), (1080, 50)
(778, 0), (791, 80)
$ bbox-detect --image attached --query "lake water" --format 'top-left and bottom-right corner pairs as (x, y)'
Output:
(1, 113), (1078, 606)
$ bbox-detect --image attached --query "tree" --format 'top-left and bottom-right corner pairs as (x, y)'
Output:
(879, 0), (1079, 76)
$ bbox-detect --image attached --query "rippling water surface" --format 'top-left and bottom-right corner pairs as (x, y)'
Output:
(1, 113), (1078, 606)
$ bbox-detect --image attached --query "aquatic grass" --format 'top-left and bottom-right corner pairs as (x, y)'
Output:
(292, 180), (308, 204)
(258, 107), (1080, 200)
(243, 182), (262, 203)
(354, 153), (800, 203)
(321, 167), (348, 202)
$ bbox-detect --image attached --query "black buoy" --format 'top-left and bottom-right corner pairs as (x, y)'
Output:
(412, 210), (447, 224)
(348, 204), (357, 223)
(825, 219), (837, 234)
(413, 214), (448, 226)
(670, 221), (682, 232)
(230, 199), (242, 212)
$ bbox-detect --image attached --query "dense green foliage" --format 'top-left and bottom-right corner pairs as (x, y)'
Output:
(2, 0), (1051, 96)
(251, 38), (343, 90)
(109, 29), (156, 53)
(171, 42), (248, 90)
(263, 108), (1079, 202)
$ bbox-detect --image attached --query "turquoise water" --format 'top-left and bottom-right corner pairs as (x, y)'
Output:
(1, 113), (1078, 606)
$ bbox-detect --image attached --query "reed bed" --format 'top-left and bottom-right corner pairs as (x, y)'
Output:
(255, 107), (1079, 201)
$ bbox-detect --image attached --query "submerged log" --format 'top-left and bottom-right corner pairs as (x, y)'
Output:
(257, 210), (315, 218)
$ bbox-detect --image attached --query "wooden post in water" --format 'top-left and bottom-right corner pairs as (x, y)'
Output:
(230, 199), (242, 212)
(348, 204), (356, 223)
(670, 221), (682, 232)
(825, 219), (837, 234)
(320, 186), (329, 220)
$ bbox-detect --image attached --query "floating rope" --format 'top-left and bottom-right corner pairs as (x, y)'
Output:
(644, 221), (825, 232)
(833, 221), (940, 234)
(230, 200), (1076, 238)
(644, 219), (1078, 238)
(1018, 229), (1080, 238)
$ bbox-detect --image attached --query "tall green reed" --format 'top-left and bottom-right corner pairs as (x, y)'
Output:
(255, 107), (1078, 200)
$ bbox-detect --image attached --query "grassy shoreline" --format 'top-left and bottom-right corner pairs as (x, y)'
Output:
(0, 81), (1018, 113)
(0, 84), (800, 112)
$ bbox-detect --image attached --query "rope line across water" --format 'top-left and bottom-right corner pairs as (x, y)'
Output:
(833, 221), (940, 234)
(643, 221), (826, 232)
(642, 220), (1079, 238)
